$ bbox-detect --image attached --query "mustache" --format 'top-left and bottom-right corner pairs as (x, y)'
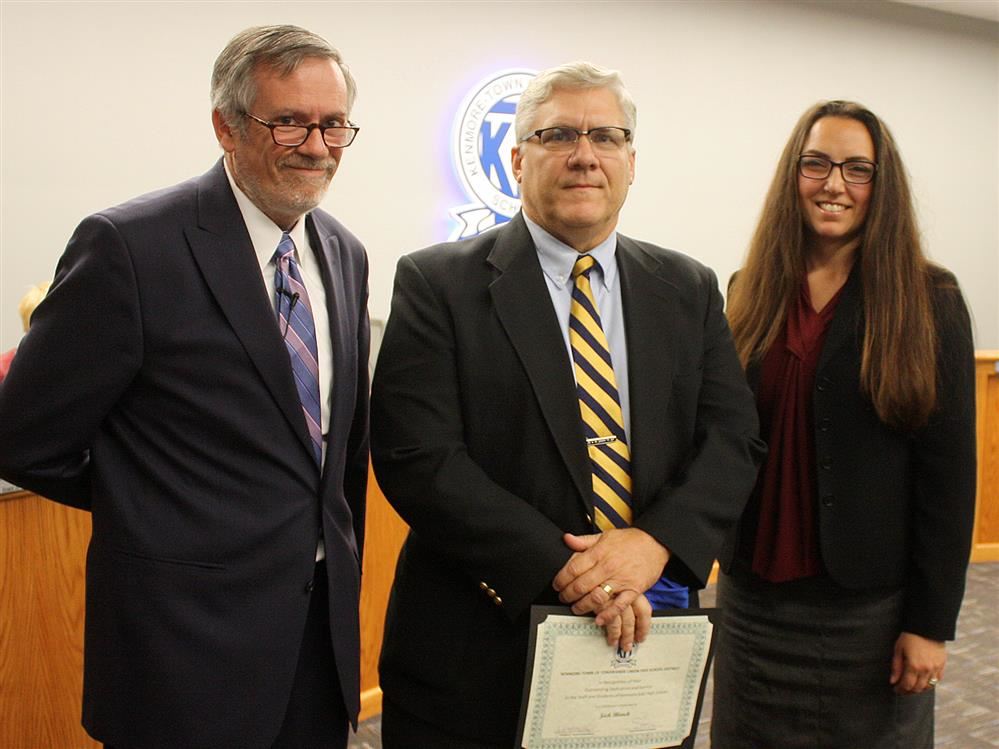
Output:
(280, 155), (338, 171)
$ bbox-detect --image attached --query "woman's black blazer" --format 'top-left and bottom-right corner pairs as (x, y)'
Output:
(720, 266), (977, 641)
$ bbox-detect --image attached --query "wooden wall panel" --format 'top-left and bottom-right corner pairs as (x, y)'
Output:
(0, 492), (98, 749)
(358, 468), (408, 720)
(972, 351), (999, 562)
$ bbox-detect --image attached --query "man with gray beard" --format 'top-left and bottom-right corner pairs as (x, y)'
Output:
(0, 25), (369, 749)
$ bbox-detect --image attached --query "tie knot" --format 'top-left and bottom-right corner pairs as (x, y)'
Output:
(272, 233), (296, 265)
(572, 254), (597, 280)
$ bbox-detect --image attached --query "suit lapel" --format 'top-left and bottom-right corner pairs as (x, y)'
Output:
(817, 262), (863, 373)
(617, 238), (679, 510)
(487, 216), (592, 514)
(307, 214), (355, 481)
(185, 161), (316, 460)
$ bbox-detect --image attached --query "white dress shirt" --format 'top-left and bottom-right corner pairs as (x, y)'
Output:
(223, 161), (332, 561)
(223, 161), (334, 445)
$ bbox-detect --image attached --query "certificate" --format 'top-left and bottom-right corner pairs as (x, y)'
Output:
(516, 606), (717, 749)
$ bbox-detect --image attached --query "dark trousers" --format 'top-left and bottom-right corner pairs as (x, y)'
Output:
(271, 562), (349, 749)
(107, 562), (348, 749)
(381, 697), (510, 749)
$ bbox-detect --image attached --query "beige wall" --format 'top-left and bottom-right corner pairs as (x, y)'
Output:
(1, 0), (996, 351)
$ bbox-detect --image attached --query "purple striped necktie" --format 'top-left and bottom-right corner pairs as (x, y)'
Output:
(273, 233), (323, 466)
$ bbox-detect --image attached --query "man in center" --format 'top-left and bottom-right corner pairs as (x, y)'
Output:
(371, 61), (764, 747)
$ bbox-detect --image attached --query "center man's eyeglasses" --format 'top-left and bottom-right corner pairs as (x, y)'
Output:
(521, 126), (632, 152)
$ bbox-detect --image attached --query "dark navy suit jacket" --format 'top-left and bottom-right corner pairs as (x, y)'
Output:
(0, 159), (370, 748)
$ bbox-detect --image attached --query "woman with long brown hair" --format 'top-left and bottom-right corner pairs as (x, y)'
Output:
(713, 101), (976, 747)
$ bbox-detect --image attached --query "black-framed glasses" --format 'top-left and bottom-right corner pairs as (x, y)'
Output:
(243, 112), (360, 148)
(522, 126), (632, 152)
(798, 154), (877, 184)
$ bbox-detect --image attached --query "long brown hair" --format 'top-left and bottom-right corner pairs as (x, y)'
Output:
(727, 100), (940, 430)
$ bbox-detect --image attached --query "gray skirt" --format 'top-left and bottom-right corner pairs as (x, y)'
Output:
(710, 571), (934, 749)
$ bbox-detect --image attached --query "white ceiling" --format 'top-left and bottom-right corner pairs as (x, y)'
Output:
(892, 0), (999, 23)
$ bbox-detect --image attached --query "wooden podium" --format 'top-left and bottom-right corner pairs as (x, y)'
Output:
(1, 351), (997, 745)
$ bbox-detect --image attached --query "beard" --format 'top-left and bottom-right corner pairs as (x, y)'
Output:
(231, 151), (339, 228)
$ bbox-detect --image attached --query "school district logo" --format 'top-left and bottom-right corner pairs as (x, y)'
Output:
(450, 69), (536, 240)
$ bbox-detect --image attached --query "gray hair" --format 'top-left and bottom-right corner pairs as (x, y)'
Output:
(514, 61), (637, 144)
(211, 25), (356, 135)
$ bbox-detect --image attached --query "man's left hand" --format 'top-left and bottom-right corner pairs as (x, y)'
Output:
(552, 529), (668, 628)
(602, 593), (652, 652)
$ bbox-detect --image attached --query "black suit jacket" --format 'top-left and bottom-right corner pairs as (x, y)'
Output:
(370, 213), (764, 743)
(0, 160), (370, 748)
(719, 266), (976, 641)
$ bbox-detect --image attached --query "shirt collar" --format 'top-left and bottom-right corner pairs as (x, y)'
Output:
(223, 158), (308, 267)
(524, 213), (619, 291)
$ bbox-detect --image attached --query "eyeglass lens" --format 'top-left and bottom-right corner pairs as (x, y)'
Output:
(799, 155), (875, 184)
(271, 125), (355, 148)
(538, 127), (629, 150)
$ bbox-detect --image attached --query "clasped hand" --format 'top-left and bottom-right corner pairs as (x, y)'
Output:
(551, 528), (669, 653)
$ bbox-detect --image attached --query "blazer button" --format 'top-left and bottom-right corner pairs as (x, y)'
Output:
(305, 579), (315, 593)
(816, 377), (832, 392)
(820, 456), (833, 471)
(821, 494), (834, 508)
(818, 417), (831, 432)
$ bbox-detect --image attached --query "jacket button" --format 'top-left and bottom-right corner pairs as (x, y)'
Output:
(493, 596), (503, 606)
(487, 588), (497, 597)
(816, 377), (832, 392)
(818, 417), (831, 432)
(305, 579), (315, 593)
(820, 456), (833, 471)
(821, 494), (834, 508)
(479, 581), (489, 591)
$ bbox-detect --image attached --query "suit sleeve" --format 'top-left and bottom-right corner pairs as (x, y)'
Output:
(0, 214), (143, 508)
(902, 279), (977, 640)
(632, 268), (766, 587)
(371, 255), (572, 620)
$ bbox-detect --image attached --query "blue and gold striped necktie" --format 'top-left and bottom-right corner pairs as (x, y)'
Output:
(569, 254), (689, 609)
(569, 254), (632, 530)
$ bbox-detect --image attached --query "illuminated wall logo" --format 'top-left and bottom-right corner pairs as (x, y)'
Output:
(450, 69), (536, 240)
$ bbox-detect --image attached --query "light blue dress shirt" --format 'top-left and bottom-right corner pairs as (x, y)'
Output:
(524, 215), (631, 444)
(524, 215), (689, 610)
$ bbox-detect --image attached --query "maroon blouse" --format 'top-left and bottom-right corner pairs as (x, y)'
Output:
(751, 281), (843, 582)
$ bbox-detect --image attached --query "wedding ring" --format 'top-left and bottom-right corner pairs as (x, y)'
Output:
(928, 677), (939, 687)
(601, 583), (615, 596)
